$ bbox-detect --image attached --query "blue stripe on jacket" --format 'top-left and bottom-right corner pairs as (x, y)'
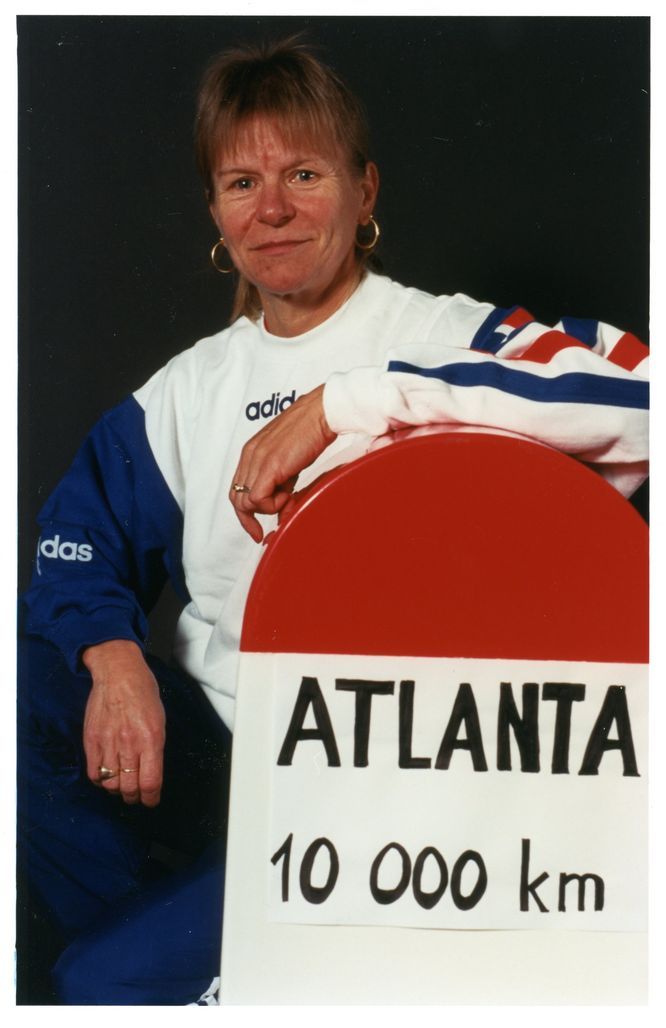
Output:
(560, 316), (599, 348)
(469, 306), (519, 354)
(387, 360), (649, 410)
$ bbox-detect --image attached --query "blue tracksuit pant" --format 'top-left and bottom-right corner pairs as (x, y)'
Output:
(17, 636), (231, 1004)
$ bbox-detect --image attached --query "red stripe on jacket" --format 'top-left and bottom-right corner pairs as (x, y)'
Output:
(503, 307), (534, 329)
(608, 332), (649, 372)
(520, 330), (589, 364)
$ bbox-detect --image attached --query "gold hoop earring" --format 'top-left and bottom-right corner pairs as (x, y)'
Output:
(356, 215), (380, 252)
(210, 238), (234, 274)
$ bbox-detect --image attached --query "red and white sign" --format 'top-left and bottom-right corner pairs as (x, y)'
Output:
(221, 430), (648, 1003)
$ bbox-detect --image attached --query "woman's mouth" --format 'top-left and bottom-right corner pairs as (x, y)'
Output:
(251, 239), (309, 256)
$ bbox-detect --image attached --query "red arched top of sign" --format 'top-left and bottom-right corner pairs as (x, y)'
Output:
(241, 429), (648, 663)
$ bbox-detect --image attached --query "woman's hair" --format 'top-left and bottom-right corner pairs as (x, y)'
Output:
(194, 37), (376, 322)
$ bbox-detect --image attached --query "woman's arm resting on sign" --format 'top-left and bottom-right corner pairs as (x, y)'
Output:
(230, 314), (649, 540)
(322, 343), (648, 494)
(320, 310), (648, 481)
(82, 640), (166, 807)
(229, 384), (336, 543)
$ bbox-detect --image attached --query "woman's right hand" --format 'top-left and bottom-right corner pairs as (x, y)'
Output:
(229, 384), (336, 542)
(81, 639), (166, 807)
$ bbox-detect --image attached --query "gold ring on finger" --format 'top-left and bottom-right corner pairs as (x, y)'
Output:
(97, 766), (119, 781)
(121, 767), (139, 774)
(232, 483), (250, 493)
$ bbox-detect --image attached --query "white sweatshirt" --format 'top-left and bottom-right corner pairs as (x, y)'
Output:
(27, 273), (648, 729)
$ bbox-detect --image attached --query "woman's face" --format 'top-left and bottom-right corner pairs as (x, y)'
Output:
(209, 116), (378, 314)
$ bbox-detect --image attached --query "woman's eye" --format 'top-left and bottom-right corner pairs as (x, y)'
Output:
(293, 169), (317, 183)
(232, 177), (253, 191)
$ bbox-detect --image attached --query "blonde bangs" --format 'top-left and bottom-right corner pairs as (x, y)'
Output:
(208, 108), (358, 196)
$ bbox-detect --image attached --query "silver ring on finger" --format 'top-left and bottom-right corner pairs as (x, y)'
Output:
(231, 482), (251, 494)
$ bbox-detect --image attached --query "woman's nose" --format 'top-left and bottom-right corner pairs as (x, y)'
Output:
(256, 181), (295, 226)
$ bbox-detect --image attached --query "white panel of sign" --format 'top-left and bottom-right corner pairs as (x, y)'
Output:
(220, 653), (647, 1004)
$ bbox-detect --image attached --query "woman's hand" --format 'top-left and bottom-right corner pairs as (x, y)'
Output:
(230, 384), (337, 542)
(82, 639), (166, 807)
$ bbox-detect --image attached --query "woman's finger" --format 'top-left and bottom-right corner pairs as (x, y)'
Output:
(96, 755), (121, 794)
(118, 754), (141, 804)
(235, 506), (264, 543)
(138, 749), (164, 808)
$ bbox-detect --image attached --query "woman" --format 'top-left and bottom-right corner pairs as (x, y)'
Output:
(20, 38), (648, 1004)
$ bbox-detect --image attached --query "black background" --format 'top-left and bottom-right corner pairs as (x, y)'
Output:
(15, 15), (650, 1003)
(18, 15), (649, 590)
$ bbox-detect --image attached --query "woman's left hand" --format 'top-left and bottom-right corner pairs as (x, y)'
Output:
(230, 384), (336, 542)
